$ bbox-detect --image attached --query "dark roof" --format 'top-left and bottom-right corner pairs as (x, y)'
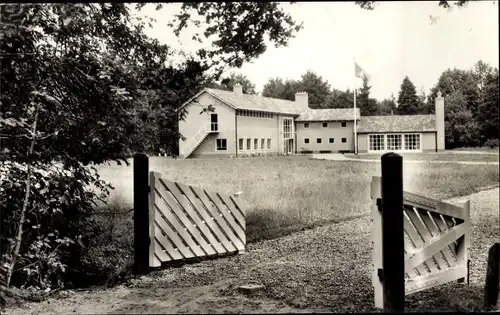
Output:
(356, 115), (436, 133)
(204, 88), (301, 115)
(295, 108), (360, 122)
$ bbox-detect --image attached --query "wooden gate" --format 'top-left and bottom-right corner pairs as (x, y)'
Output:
(148, 172), (246, 267)
(371, 175), (470, 309)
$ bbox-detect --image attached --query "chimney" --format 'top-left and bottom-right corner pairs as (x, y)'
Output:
(294, 92), (309, 110)
(233, 83), (243, 96)
(435, 91), (445, 151)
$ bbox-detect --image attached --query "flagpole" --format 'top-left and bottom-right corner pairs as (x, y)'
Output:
(353, 59), (358, 155)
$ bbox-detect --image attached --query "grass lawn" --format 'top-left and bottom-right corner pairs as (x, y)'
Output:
(345, 152), (499, 162)
(96, 155), (499, 243)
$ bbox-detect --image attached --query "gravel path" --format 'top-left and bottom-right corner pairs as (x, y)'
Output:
(6, 188), (499, 314)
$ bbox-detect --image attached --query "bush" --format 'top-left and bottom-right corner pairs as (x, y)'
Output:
(483, 138), (499, 149)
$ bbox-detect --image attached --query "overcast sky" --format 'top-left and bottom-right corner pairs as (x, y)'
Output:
(134, 1), (499, 100)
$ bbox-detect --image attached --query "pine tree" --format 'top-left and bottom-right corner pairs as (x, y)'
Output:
(357, 77), (378, 115)
(397, 76), (420, 115)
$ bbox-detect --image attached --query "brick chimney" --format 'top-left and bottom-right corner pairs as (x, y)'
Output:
(294, 92), (309, 110)
(435, 91), (445, 151)
(233, 83), (243, 96)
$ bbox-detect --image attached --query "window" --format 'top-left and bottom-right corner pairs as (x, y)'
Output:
(267, 139), (271, 149)
(369, 135), (385, 151)
(216, 139), (227, 151)
(342, 138), (347, 143)
(254, 138), (258, 150)
(329, 138), (334, 143)
(341, 122), (347, 127)
(387, 134), (402, 150)
(404, 134), (421, 151)
(246, 138), (251, 150)
(238, 138), (244, 150)
(304, 123), (309, 128)
(304, 138), (310, 144)
(283, 118), (293, 139)
(261, 138), (265, 149)
(317, 138), (322, 144)
(323, 122), (328, 128)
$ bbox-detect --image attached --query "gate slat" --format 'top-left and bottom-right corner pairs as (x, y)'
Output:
(403, 213), (432, 276)
(191, 186), (239, 252)
(432, 213), (457, 257)
(156, 180), (215, 257)
(176, 182), (228, 255)
(154, 225), (183, 261)
(418, 210), (456, 268)
(405, 207), (443, 273)
(206, 191), (246, 250)
(154, 205), (196, 259)
(218, 194), (246, 229)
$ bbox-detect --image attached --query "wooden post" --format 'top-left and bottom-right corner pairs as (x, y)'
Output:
(133, 153), (150, 275)
(484, 243), (500, 311)
(381, 152), (405, 312)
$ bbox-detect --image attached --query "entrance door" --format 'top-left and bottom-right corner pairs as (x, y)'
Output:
(287, 139), (293, 154)
(210, 114), (218, 132)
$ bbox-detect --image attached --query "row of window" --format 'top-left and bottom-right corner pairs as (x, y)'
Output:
(216, 138), (273, 151)
(304, 137), (347, 144)
(369, 134), (421, 151)
(237, 110), (274, 119)
(303, 122), (347, 128)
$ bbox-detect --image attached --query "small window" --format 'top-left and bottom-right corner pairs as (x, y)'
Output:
(216, 139), (227, 151)
(267, 139), (271, 149)
(254, 138), (258, 150)
(342, 138), (347, 143)
(246, 138), (251, 150)
(304, 123), (309, 128)
(239, 138), (244, 150)
(317, 138), (322, 144)
(261, 138), (265, 149)
(341, 122), (347, 127)
(329, 138), (334, 143)
(304, 138), (310, 144)
(323, 122), (328, 128)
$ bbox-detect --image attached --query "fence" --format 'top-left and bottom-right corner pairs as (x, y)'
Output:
(133, 153), (246, 273)
(371, 153), (470, 311)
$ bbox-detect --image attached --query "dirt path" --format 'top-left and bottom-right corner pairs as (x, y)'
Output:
(5, 188), (499, 314)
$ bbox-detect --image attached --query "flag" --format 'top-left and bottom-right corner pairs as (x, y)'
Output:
(355, 62), (371, 85)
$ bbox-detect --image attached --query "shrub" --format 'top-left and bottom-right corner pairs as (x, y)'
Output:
(483, 138), (499, 149)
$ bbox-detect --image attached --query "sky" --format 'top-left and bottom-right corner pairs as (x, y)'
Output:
(133, 1), (499, 101)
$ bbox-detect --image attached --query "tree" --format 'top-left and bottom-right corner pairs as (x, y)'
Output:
(476, 70), (499, 145)
(444, 91), (481, 148)
(206, 73), (257, 94)
(262, 77), (300, 101)
(0, 2), (301, 291)
(356, 1), (476, 11)
(378, 94), (397, 115)
(356, 77), (378, 115)
(294, 70), (331, 108)
(397, 76), (420, 115)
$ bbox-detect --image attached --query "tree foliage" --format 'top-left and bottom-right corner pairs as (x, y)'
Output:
(397, 76), (420, 115)
(357, 77), (379, 116)
(206, 73), (257, 94)
(355, 1), (476, 10)
(0, 2), (301, 292)
(262, 77), (299, 101)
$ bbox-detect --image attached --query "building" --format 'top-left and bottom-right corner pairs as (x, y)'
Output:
(177, 84), (445, 158)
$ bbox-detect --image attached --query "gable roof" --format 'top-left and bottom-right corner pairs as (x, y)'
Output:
(295, 108), (360, 122)
(356, 115), (436, 133)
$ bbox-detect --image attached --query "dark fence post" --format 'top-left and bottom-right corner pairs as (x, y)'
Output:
(484, 243), (500, 310)
(133, 153), (150, 275)
(381, 152), (405, 312)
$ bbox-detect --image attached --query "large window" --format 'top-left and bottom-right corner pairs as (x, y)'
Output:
(283, 118), (293, 139)
(216, 139), (227, 151)
(246, 139), (251, 150)
(387, 134), (402, 150)
(369, 135), (385, 151)
(404, 134), (421, 150)
(267, 139), (271, 149)
(254, 138), (258, 150)
(238, 138), (244, 150)
(369, 134), (421, 152)
(261, 138), (265, 149)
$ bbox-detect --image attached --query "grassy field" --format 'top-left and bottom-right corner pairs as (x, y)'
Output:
(96, 155), (499, 242)
(344, 152), (499, 162)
